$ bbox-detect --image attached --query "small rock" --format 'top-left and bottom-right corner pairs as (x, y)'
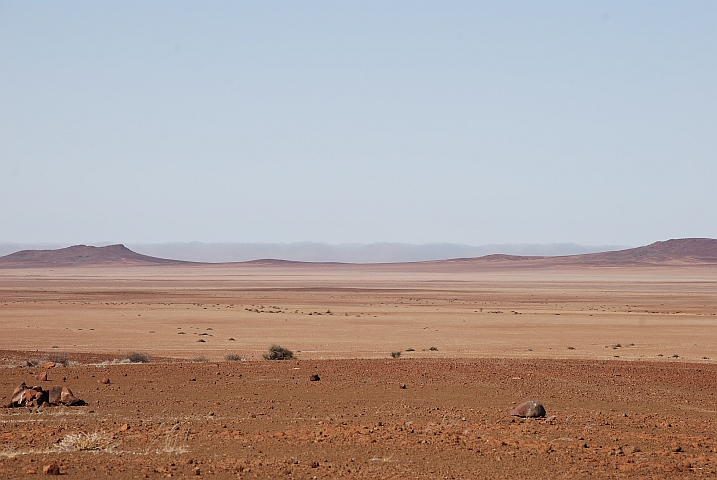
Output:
(310, 374), (320, 381)
(35, 371), (48, 382)
(27, 469), (36, 474)
(510, 400), (546, 418)
(118, 423), (130, 432)
(42, 463), (61, 475)
(100, 378), (110, 385)
(41, 362), (56, 369)
(399, 384), (407, 389)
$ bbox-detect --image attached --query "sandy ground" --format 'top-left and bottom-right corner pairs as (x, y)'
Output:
(0, 263), (715, 362)
(0, 262), (716, 478)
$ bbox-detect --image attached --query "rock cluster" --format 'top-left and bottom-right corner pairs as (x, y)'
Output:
(6, 382), (85, 408)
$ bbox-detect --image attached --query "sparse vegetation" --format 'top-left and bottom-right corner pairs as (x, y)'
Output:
(390, 351), (402, 358)
(58, 432), (114, 452)
(47, 353), (69, 366)
(429, 346), (439, 351)
(224, 354), (243, 361)
(191, 356), (209, 363)
(263, 344), (294, 360)
(567, 346), (575, 350)
(405, 348), (415, 352)
(124, 352), (150, 363)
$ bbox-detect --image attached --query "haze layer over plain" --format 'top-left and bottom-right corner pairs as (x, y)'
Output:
(1, 2), (716, 246)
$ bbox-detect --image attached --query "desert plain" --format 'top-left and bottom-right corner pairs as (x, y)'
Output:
(0, 250), (716, 478)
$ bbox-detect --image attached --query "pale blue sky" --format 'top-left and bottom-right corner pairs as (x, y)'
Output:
(1, 1), (715, 246)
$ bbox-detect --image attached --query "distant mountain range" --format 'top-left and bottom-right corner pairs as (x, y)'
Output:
(0, 241), (629, 264)
(0, 239), (716, 267)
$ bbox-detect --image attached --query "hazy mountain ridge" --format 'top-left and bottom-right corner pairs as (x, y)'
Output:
(128, 241), (629, 264)
(0, 239), (716, 267)
(0, 241), (627, 264)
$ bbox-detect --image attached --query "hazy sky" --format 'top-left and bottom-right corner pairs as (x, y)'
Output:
(1, 1), (715, 246)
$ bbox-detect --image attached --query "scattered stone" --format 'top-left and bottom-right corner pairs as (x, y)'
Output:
(35, 371), (48, 382)
(118, 423), (130, 432)
(400, 384), (407, 389)
(310, 374), (320, 381)
(6, 383), (85, 407)
(8, 383), (46, 407)
(42, 463), (61, 475)
(100, 378), (110, 384)
(510, 400), (546, 418)
(41, 361), (56, 369)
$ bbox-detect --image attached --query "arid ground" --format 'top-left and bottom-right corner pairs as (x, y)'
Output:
(1, 257), (716, 478)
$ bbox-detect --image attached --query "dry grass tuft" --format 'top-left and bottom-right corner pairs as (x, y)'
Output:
(146, 423), (189, 455)
(57, 432), (115, 452)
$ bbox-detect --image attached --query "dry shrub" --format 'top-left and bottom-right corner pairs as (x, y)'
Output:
(47, 353), (70, 366)
(263, 345), (294, 360)
(124, 352), (150, 363)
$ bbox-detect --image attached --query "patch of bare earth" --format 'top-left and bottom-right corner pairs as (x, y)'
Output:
(0, 358), (715, 478)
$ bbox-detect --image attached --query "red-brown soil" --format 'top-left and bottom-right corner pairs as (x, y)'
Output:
(1, 357), (716, 479)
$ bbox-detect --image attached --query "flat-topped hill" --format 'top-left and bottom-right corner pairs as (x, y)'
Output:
(0, 244), (188, 267)
(443, 238), (717, 267)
